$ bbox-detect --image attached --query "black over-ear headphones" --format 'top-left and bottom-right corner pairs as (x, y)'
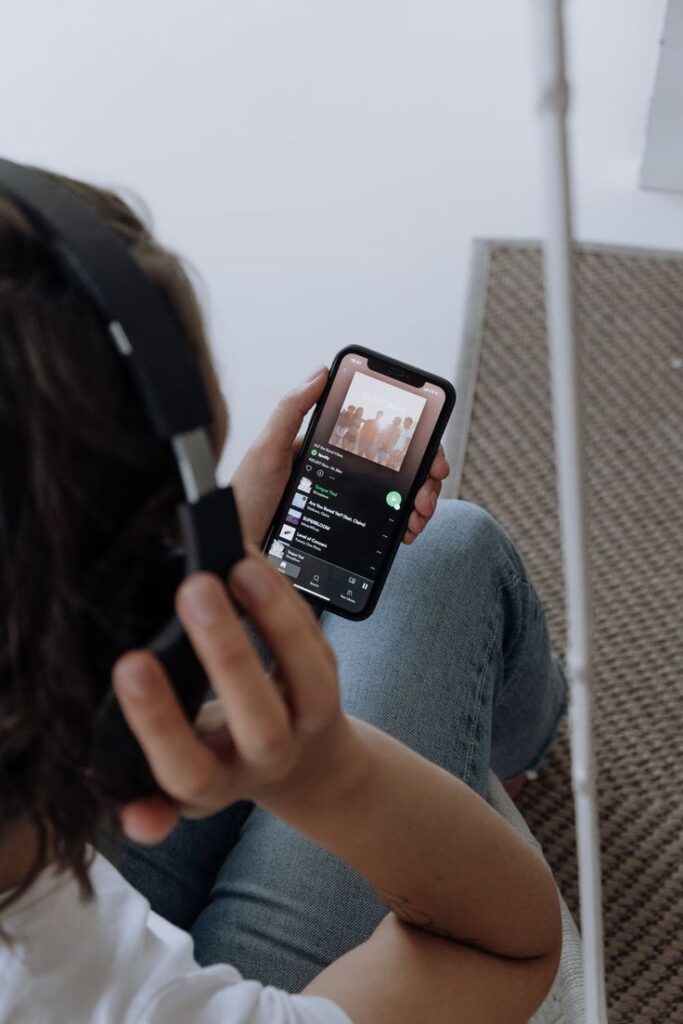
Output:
(0, 158), (244, 804)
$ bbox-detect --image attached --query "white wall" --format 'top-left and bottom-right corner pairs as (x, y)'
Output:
(2, 0), (681, 477)
(641, 0), (683, 192)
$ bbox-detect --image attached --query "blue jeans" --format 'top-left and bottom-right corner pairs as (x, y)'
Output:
(114, 501), (566, 991)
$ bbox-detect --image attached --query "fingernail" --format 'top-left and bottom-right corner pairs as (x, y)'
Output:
(230, 560), (273, 604)
(430, 491), (438, 513)
(180, 575), (223, 627)
(115, 659), (155, 700)
(306, 365), (326, 382)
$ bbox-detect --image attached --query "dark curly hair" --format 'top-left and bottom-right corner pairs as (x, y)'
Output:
(0, 168), (227, 920)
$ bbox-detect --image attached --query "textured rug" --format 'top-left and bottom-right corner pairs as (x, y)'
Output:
(455, 241), (683, 1024)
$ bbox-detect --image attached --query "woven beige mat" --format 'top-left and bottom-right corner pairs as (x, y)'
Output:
(456, 242), (683, 1024)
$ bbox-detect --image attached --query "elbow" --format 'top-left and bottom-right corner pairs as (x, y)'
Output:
(517, 882), (563, 1017)
(535, 930), (563, 1013)
(544, 903), (563, 981)
(526, 855), (564, 963)
(531, 860), (563, 965)
(542, 870), (564, 965)
(507, 859), (564, 964)
(503, 855), (564, 962)
(533, 881), (563, 1002)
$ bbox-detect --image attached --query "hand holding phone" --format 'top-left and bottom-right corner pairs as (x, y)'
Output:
(263, 348), (455, 619)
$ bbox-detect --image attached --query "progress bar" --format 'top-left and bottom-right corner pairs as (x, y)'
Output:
(293, 584), (331, 601)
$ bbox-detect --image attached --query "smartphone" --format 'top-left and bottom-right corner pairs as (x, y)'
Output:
(262, 347), (455, 619)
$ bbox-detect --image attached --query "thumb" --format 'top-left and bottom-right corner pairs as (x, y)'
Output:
(260, 366), (328, 455)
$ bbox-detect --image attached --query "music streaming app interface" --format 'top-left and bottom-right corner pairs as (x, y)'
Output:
(267, 353), (447, 613)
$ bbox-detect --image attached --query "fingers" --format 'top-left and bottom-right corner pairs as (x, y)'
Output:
(403, 476), (440, 544)
(401, 503), (428, 544)
(115, 562), (337, 834)
(407, 507), (428, 536)
(258, 367), (328, 457)
(195, 699), (235, 760)
(429, 445), (450, 481)
(119, 796), (180, 845)
(229, 556), (339, 734)
(400, 447), (450, 546)
(113, 650), (226, 808)
(176, 573), (292, 767)
(414, 480), (439, 519)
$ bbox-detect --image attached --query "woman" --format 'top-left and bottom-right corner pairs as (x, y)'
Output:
(341, 406), (363, 452)
(377, 415), (402, 465)
(331, 404), (354, 447)
(357, 409), (383, 460)
(0, 169), (565, 1023)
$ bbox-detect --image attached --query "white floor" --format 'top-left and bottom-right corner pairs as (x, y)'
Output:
(3, 1), (683, 477)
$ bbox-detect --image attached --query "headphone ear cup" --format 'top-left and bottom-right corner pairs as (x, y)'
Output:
(85, 542), (216, 803)
(90, 614), (210, 802)
(80, 540), (184, 702)
(87, 489), (245, 803)
(83, 541), (204, 802)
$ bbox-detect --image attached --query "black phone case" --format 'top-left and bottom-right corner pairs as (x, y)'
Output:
(263, 346), (456, 620)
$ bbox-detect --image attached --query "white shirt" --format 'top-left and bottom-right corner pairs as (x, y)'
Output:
(391, 427), (411, 453)
(0, 852), (352, 1024)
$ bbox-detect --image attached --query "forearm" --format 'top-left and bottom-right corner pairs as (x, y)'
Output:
(263, 715), (560, 961)
(117, 557), (559, 962)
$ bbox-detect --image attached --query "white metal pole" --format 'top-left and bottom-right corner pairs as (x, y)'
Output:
(531, 3), (608, 1022)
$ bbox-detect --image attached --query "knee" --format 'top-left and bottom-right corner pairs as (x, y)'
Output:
(419, 500), (516, 588)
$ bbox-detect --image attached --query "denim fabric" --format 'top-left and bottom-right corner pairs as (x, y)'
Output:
(114, 500), (567, 991)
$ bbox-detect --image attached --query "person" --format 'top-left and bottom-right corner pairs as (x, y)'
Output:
(340, 406), (363, 452)
(357, 410), (383, 460)
(0, 169), (565, 1024)
(387, 415), (414, 469)
(331, 404), (354, 447)
(376, 415), (402, 465)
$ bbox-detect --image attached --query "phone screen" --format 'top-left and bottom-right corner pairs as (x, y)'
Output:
(265, 351), (449, 616)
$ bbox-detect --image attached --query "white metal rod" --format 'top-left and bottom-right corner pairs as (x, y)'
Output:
(531, 3), (608, 1022)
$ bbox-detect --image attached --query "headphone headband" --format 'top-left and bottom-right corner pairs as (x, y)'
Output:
(0, 158), (244, 801)
(0, 158), (210, 440)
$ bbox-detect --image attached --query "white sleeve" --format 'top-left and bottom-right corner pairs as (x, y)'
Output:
(81, 855), (352, 1024)
(135, 967), (352, 1024)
